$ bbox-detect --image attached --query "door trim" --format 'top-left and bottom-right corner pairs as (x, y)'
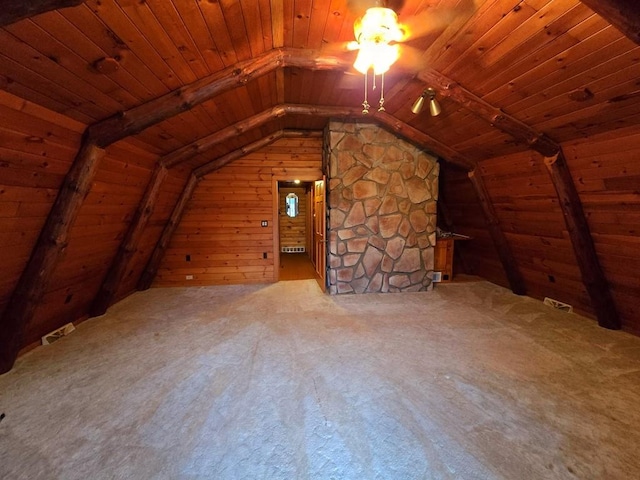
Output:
(272, 169), (324, 282)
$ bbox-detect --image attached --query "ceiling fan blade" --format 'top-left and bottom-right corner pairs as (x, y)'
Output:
(393, 44), (430, 73)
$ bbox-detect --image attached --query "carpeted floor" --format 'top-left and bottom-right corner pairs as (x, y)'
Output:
(1, 279), (640, 479)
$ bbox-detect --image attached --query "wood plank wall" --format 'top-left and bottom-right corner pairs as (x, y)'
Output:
(113, 166), (192, 302)
(0, 90), (84, 333)
(279, 186), (307, 250)
(439, 165), (509, 288)
(155, 136), (323, 287)
(0, 90), (194, 348)
(441, 124), (640, 333)
(564, 125), (640, 334)
(22, 137), (170, 344)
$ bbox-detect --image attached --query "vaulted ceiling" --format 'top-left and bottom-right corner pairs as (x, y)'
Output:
(1, 0), (638, 170)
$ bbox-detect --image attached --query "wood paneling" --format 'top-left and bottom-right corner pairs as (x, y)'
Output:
(442, 125), (640, 333)
(0, 91), (83, 321)
(24, 136), (160, 344)
(564, 125), (640, 333)
(155, 137), (322, 287)
(279, 186), (307, 249)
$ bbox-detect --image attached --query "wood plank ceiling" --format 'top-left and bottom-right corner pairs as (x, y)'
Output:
(1, 0), (640, 372)
(1, 0), (637, 167)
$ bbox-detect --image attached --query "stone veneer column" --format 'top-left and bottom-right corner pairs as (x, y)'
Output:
(326, 121), (439, 294)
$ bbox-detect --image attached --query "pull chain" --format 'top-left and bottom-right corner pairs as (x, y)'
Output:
(378, 72), (386, 112)
(362, 69), (370, 115)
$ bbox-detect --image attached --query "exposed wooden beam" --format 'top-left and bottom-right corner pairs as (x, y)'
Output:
(0, 139), (105, 373)
(194, 131), (285, 178)
(90, 164), (168, 317)
(81, 46), (490, 171)
(544, 151), (621, 329)
(137, 174), (199, 291)
(417, 70), (560, 158)
(468, 169), (526, 296)
(161, 104), (362, 168)
(162, 104), (474, 171)
(87, 49), (353, 148)
(0, 0), (86, 26)
(579, 0), (640, 45)
(193, 129), (323, 178)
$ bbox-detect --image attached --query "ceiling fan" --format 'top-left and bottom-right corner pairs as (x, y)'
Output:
(331, 0), (476, 113)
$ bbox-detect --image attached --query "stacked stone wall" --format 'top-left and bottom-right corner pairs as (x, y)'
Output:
(326, 121), (439, 294)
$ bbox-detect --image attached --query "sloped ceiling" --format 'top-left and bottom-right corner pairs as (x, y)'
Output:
(0, 0), (638, 168)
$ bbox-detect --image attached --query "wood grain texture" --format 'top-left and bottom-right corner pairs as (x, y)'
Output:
(90, 164), (168, 316)
(0, 139), (104, 373)
(468, 168), (526, 296)
(279, 186), (307, 249)
(544, 151), (620, 329)
(154, 137), (323, 287)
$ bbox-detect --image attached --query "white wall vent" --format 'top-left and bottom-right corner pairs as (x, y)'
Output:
(41, 323), (75, 345)
(281, 246), (306, 253)
(543, 297), (574, 313)
(432, 272), (442, 283)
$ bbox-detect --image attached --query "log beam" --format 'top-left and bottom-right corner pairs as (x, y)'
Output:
(194, 131), (285, 178)
(0, 139), (105, 373)
(90, 164), (168, 316)
(162, 104), (474, 171)
(161, 104), (361, 168)
(417, 70), (560, 158)
(137, 174), (199, 291)
(87, 49), (352, 148)
(0, 0), (86, 26)
(579, 0), (640, 45)
(468, 169), (526, 295)
(544, 151), (621, 329)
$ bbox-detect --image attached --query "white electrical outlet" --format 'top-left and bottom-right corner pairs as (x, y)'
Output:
(185, 275), (194, 280)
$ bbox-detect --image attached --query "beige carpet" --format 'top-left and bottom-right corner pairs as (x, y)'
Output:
(1, 279), (639, 479)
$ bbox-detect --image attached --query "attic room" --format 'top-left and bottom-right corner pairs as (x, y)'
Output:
(1, 0), (639, 477)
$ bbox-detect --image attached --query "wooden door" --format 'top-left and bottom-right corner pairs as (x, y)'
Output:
(312, 177), (326, 291)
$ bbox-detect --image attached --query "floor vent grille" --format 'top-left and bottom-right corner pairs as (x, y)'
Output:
(281, 246), (306, 253)
(543, 297), (574, 313)
(42, 323), (75, 345)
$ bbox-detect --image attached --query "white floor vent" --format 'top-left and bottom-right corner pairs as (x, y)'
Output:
(42, 323), (75, 345)
(281, 246), (306, 253)
(543, 297), (574, 313)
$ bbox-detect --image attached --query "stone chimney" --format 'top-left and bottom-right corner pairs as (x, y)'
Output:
(326, 121), (439, 294)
